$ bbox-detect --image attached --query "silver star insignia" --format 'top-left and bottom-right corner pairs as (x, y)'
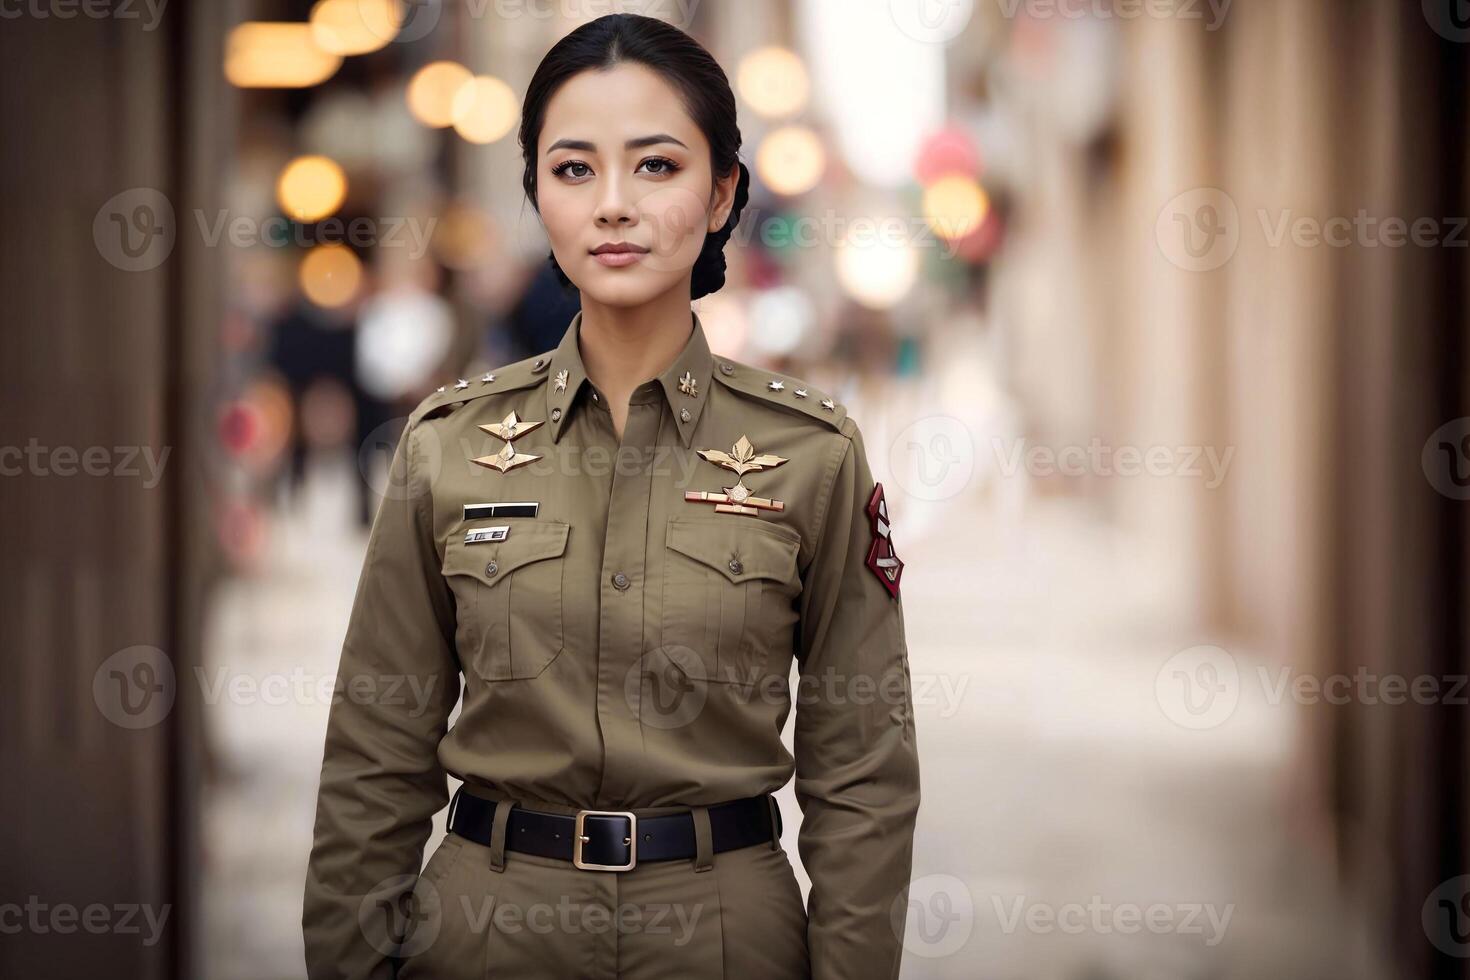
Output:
(768, 379), (785, 391)
(554, 368), (568, 393)
(820, 398), (836, 411)
(794, 388), (808, 398)
(454, 378), (470, 390)
(481, 372), (496, 384)
(678, 370), (698, 397)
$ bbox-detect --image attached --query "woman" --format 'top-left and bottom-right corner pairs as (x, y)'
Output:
(302, 14), (920, 980)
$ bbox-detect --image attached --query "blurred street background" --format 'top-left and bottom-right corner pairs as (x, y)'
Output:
(3, 2), (1469, 979)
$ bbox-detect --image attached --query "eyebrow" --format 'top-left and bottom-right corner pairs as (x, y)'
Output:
(545, 134), (689, 154)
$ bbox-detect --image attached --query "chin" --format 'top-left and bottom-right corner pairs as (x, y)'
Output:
(575, 267), (680, 309)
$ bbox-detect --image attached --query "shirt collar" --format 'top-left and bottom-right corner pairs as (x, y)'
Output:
(546, 308), (714, 448)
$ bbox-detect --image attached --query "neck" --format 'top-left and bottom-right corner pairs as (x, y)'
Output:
(576, 289), (693, 397)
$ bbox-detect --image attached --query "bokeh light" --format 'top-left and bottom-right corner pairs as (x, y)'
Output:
(309, 0), (403, 55)
(451, 75), (518, 145)
(275, 155), (348, 222)
(224, 22), (342, 88)
(737, 46), (809, 119)
(755, 125), (825, 197)
(922, 175), (989, 242)
(406, 60), (473, 128)
(299, 244), (363, 308)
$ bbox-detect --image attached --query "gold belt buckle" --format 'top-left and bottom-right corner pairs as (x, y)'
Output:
(573, 809), (637, 871)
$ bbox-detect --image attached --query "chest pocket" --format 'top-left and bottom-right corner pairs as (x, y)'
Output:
(662, 516), (801, 685)
(441, 520), (570, 681)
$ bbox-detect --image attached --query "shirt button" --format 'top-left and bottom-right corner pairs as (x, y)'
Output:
(680, 408), (691, 423)
(727, 557), (743, 574)
(551, 407), (562, 421)
(719, 362), (735, 376)
(485, 561), (498, 577)
(612, 571), (631, 590)
(591, 390), (600, 402)
(532, 357), (548, 372)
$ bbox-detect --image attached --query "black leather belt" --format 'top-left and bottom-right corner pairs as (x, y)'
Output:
(448, 787), (781, 871)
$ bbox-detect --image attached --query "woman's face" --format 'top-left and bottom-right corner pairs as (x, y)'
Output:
(537, 62), (737, 309)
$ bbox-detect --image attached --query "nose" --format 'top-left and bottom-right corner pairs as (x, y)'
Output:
(593, 173), (638, 227)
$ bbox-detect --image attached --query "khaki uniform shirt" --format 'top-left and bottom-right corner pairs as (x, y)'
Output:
(303, 310), (921, 979)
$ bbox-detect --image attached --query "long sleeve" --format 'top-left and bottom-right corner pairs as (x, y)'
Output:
(302, 417), (463, 980)
(793, 420), (922, 980)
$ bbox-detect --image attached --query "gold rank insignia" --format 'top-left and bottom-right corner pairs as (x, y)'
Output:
(471, 410), (544, 474)
(686, 434), (788, 516)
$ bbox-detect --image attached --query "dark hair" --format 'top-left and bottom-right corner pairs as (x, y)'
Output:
(517, 13), (750, 301)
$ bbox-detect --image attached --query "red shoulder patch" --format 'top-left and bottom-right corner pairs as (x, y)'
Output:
(864, 482), (903, 598)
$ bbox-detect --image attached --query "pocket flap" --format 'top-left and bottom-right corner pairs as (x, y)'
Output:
(444, 520), (570, 587)
(666, 517), (799, 585)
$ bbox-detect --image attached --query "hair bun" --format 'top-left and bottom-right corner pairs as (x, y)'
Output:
(691, 159), (750, 301)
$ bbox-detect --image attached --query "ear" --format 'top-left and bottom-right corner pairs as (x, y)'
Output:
(709, 162), (741, 233)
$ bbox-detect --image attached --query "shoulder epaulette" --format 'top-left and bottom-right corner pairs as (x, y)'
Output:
(408, 349), (555, 425)
(710, 356), (850, 433)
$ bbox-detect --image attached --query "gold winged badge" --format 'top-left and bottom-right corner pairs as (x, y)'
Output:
(685, 434), (788, 516)
(470, 410), (544, 474)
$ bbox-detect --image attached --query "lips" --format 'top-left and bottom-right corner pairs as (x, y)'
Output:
(590, 242), (650, 254)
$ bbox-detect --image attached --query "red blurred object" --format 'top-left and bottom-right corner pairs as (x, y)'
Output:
(218, 399), (259, 456)
(914, 126), (981, 185)
(954, 207), (1005, 264)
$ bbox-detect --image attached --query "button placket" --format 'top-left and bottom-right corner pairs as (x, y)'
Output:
(593, 402), (660, 803)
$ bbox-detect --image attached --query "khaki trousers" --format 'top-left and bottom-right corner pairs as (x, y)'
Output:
(397, 795), (811, 979)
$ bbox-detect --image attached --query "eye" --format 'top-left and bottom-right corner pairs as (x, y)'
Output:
(638, 156), (680, 176)
(550, 159), (592, 180)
